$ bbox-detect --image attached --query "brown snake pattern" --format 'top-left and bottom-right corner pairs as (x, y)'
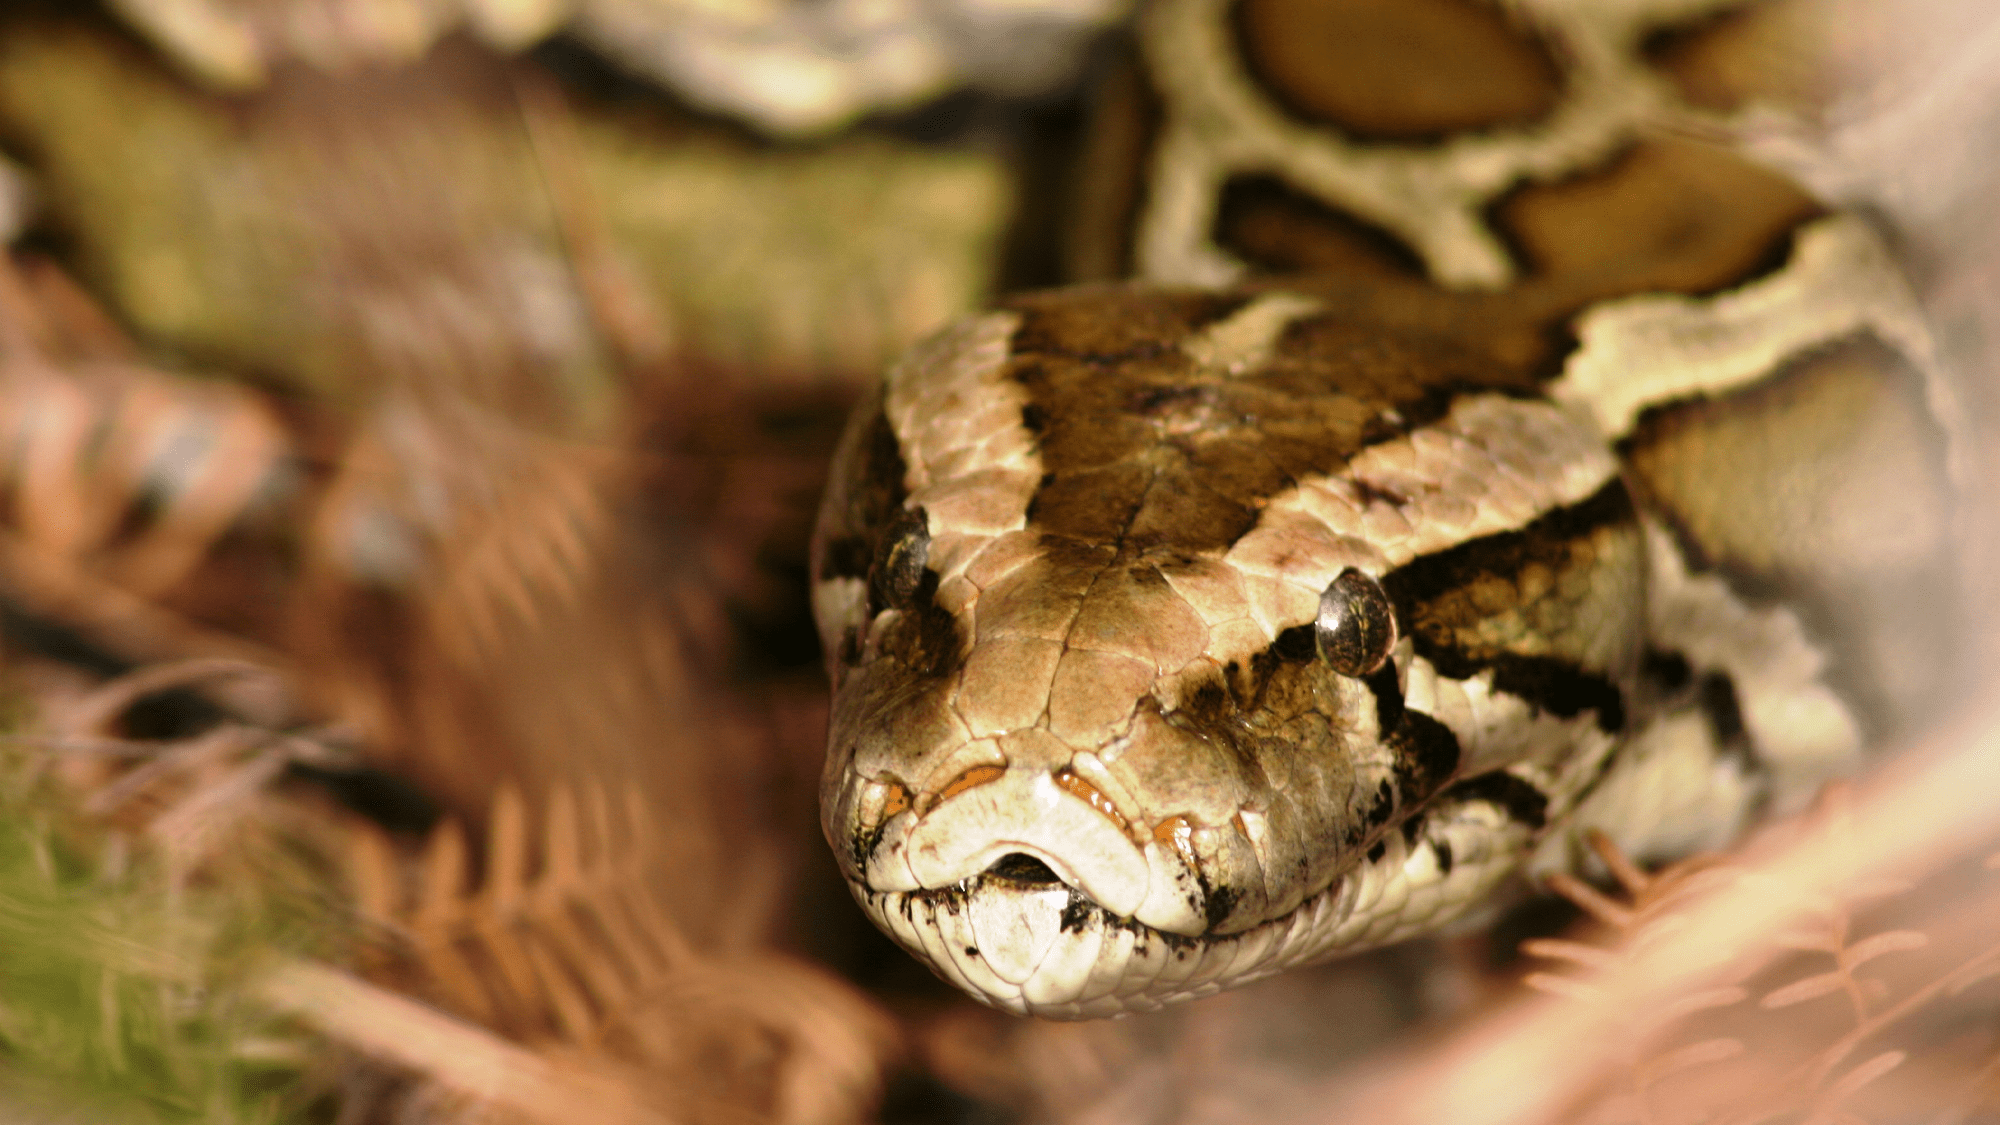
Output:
(810, 0), (1966, 1017)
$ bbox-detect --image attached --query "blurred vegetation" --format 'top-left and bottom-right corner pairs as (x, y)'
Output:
(0, 19), (1008, 415)
(0, 737), (342, 1125)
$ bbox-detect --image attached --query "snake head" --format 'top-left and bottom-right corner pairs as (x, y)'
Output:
(811, 290), (1644, 1017)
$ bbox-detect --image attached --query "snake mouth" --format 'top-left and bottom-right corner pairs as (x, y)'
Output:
(846, 790), (1533, 1016)
(835, 761), (1530, 1015)
(984, 851), (1066, 885)
(849, 767), (1217, 935)
(849, 864), (1361, 1019)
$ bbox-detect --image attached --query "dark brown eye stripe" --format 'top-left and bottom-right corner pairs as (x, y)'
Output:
(1383, 478), (1636, 625)
(817, 398), (909, 584)
(1485, 657), (1626, 732)
(869, 569), (963, 681)
(1439, 770), (1550, 831)
(1382, 480), (1640, 730)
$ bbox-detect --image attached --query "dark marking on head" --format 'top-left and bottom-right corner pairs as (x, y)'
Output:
(1202, 883), (1239, 931)
(1242, 647), (1287, 709)
(1021, 402), (1048, 434)
(1389, 709), (1462, 805)
(1435, 839), (1454, 876)
(871, 569), (963, 680)
(1383, 480), (1637, 730)
(1060, 891), (1093, 933)
(1699, 671), (1754, 766)
(1007, 288), (1252, 360)
(1643, 648), (1694, 692)
(868, 506), (932, 616)
(999, 286), (1543, 557)
(1386, 479), (1634, 596)
(1445, 771), (1549, 830)
(850, 801), (890, 873)
(1400, 814), (1424, 844)
(1365, 661), (1404, 731)
(1180, 678), (1231, 728)
(819, 403), (910, 583)
(1272, 623), (1317, 663)
(1363, 778), (1396, 830)
(860, 404), (908, 498)
(1366, 840), (1388, 864)
(1230, 616), (1363, 715)
(1489, 655), (1626, 732)
(1350, 477), (1409, 507)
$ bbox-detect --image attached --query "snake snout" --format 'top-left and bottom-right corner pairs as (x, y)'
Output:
(858, 766), (1213, 936)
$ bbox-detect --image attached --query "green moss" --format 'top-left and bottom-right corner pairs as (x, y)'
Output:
(0, 751), (342, 1125)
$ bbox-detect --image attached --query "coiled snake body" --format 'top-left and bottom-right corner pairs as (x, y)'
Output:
(810, 0), (1965, 1018)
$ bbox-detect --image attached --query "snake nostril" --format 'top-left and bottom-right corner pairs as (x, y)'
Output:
(986, 852), (1064, 885)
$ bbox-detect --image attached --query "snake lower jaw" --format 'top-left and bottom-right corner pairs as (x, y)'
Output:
(849, 801), (1541, 1015)
(850, 871), (1356, 1019)
(839, 767), (1347, 1016)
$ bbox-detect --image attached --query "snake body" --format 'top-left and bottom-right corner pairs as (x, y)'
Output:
(810, 0), (1965, 1018)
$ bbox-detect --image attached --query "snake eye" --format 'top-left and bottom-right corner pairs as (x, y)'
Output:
(869, 506), (930, 613)
(1316, 568), (1397, 678)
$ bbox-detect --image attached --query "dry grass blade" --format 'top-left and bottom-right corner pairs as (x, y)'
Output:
(1542, 872), (1638, 930)
(1634, 1038), (1746, 1090)
(1523, 972), (1605, 1003)
(145, 741), (290, 879)
(1640, 986), (1750, 1028)
(1586, 828), (1655, 900)
(1759, 971), (1850, 1010)
(1521, 939), (1621, 973)
(254, 960), (671, 1125)
(1841, 929), (1929, 967)
(49, 657), (287, 737)
(1819, 1049), (1907, 1108)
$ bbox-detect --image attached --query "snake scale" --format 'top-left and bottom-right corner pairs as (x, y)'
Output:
(811, 0), (1967, 1017)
